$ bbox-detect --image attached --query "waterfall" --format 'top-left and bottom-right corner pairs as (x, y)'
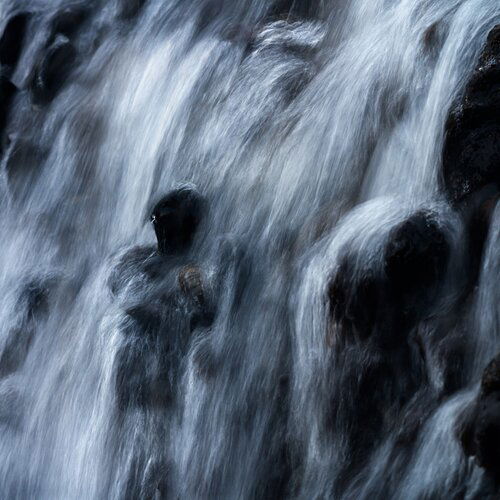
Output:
(0, 0), (498, 498)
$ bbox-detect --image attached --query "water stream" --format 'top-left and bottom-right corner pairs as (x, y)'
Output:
(0, 0), (498, 498)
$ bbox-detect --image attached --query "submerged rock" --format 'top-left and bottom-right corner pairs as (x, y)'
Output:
(31, 35), (77, 105)
(0, 74), (17, 140)
(0, 12), (31, 75)
(442, 25), (500, 203)
(117, 0), (147, 20)
(4, 137), (47, 190)
(49, 5), (89, 39)
(0, 277), (54, 378)
(114, 303), (175, 410)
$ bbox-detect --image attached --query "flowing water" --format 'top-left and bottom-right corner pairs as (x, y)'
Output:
(0, 0), (498, 498)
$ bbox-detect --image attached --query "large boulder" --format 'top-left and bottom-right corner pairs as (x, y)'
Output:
(442, 25), (500, 203)
(327, 210), (450, 343)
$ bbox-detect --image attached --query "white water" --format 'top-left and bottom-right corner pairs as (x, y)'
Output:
(0, 0), (498, 498)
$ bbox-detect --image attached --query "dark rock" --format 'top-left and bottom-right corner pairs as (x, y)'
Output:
(457, 353), (500, 480)
(107, 245), (158, 296)
(151, 186), (205, 255)
(115, 304), (174, 410)
(444, 123), (500, 202)
(112, 186), (214, 411)
(0, 74), (17, 140)
(327, 256), (382, 342)
(123, 304), (164, 339)
(463, 192), (498, 293)
(482, 354), (500, 396)
(456, 401), (478, 458)
(4, 138), (47, 190)
(384, 210), (450, 301)
(0, 12), (31, 75)
(0, 277), (53, 378)
(0, 326), (35, 378)
(422, 22), (439, 51)
(178, 265), (216, 329)
(267, 0), (319, 20)
(327, 211), (450, 345)
(118, 0), (147, 20)
(112, 263), (214, 410)
(178, 265), (205, 307)
(49, 5), (89, 39)
(31, 35), (77, 105)
(435, 332), (468, 396)
(442, 25), (500, 202)
(191, 337), (218, 380)
(20, 279), (52, 319)
(475, 392), (500, 475)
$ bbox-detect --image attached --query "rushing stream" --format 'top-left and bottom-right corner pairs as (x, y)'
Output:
(0, 0), (498, 498)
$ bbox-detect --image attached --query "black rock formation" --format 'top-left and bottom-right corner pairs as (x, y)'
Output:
(442, 25), (500, 203)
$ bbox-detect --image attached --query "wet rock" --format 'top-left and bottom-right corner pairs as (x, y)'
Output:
(151, 186), (205, 255)
(422, 22), (439, 51)
(474, 393), (500, 475)
(457, 353), (500, 479)
(112, 186), (214, 410)
(113, 260), (217, 409)
(115, 304), (173, 410)
(179, 265), (215, 329)
(20, 278), (52, 319)
(0, 74), (17, 140)
(118, 0), (147, 20)
(327, 257), (382, 342)
(442, 25), (500, 202)
(49, 5), (89, 39)
(0, 380), (24, 430)
(0, 12), (31, 75)
(191, 336), (218, 380)
(384, 210), (450, 303)
(482, 353), (500, 395)
(31, 35), (77, 105)
(107, 245), (158, 297)
(0, 278), (53, 378)
(328, 211), (450, 344)
(463, 191), (498, 293)
(267, 0), (319, 20)
(178, 265), (205, 306)
(435, 332), (468, 396)
(456, 400), (478, 458)
(4, 138), (47, 190)
(0, 326), (35, 378)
